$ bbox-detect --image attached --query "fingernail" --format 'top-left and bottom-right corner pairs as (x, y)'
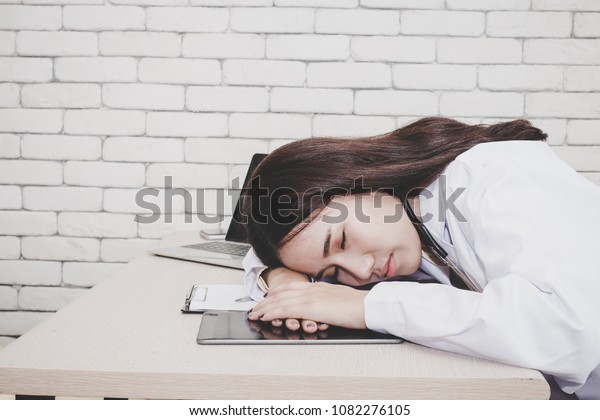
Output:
(307, 323), (316, 329)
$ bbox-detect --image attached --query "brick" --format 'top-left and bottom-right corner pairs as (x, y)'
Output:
(192, 0), (270, 4)
(552, 146), (600, 171)
(440, 92), (524, 117)
(146, 163), (228, 188)
(137, 214), (213, 240)
(0, 31), (15, 55)
(351, 36), (435, 63)
(104, 188), (153, 214)
(19, 286), (86, 311)
(532, 0), (600, 11)
(393, 64), (476, 90)
(0, 109), (62, 134)
(21, 83), (100, 108)
(22, 236), (100, 261)
(487, 12), (572, 38)
(17, 31), (98, 57)
(185, 138), (268, 163)
(62, 262), (125, 287)
(138, 58), (221, 85)
(0, 134), (19, 158)
(100, 32), (181, 57)
(230, 7), (314, 33)
(565, 66), (600, 92)
(24, 0), (104, 3)
(526, 93), (600, 118)
(0, 286), (17, 310)
(0, 236), (20, 260)
(0, 58), (52, 83)
(438, 38), (522, 64)
(58, 212), (138, 238)
(479, 65), (563, 91)
(105, 187), (197, 215)
(103, 137), (184, 162)
(316, 9), (400, 35)
(100, 238), (160, 262)
(574, 13), (600, 37)
(313, 115), (396, 137)
(183, 34), (264, 59)
(307, 63), (391, 88)
(110, 0), (186, 4)
(0, 312), (52, 336)
(447, 0), (530, 10)
(0, 6), (61, 30)
(187, 86), (268, 113)
(229, 113), (311, 139)
(567, 120), (600, 145)
(269, 139), (295, 152)
(64, 161), (146, 187)
(276, 0), (355, 6)
(55, 57), (137, 82)
(147, 7), (228, 32)
(63, 6), (145, 30)
(528, 119), (567, 146)
(103, 84), (184, 111)
(223, 59), (305, 87)
(0, 211), (56, 235)
(266, 35), (349, 61)
(146, 112), (228, 137)
(64, 110), (145, 136)
(355, 90), (438, 116)
(401, 11), (484, 36)
(361, 0), (443, 8)
(270, 87), (353, 114)
(0, 160), (62, 185)
(23, 187), (102, 211)
(0, 84), (19, 108)
(0, 186), (21, 209)
(0, 261), (60, 286)
(524, 39), (600, 65)
(21, 135), (101, 161)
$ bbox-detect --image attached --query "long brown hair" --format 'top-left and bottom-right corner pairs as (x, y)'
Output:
(241, 117), (546, 268)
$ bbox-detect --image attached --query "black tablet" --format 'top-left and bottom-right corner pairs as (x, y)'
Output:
(196, 311), (403, 345)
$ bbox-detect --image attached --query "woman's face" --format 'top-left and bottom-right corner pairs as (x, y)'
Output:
(278, 193), (422, 287)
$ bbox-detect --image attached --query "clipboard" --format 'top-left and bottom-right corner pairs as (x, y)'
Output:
(181, 284), (256, 313)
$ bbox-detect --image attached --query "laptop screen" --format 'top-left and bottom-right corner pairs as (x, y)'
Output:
(226, 153), (267, 243)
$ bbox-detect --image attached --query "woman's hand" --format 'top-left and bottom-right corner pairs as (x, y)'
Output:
(248, 281), (369, 330)
(261, 267), (330, 333)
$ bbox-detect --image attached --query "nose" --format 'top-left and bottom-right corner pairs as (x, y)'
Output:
(337, 252), (375, 281)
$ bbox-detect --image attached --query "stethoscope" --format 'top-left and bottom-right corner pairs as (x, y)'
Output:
(403, 198), (482, 293)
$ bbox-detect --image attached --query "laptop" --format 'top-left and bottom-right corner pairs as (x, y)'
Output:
(151, 153), (267, 270)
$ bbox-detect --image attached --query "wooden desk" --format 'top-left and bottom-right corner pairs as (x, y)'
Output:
(0, 232), (549, 400)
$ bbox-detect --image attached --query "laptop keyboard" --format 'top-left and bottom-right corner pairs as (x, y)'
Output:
(184, 242), (251, 257)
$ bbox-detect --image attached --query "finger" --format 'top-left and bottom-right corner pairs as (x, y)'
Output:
(285, 318), (301, 331)
(271, 319), (283, 327)
(317, 323), (330, 331)
(301, 319), (318, 333)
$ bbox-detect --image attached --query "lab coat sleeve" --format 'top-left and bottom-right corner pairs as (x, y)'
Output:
(242, 247), (268, 302)
(364, 156), (600, 394)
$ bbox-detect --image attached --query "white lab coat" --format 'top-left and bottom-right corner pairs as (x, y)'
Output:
(242, 141), (600, 399)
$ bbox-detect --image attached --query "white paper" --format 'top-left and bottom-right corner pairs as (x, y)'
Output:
(188, 284), (255, 312)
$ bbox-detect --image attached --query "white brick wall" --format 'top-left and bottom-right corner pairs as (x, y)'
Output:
(1, 1), (600, 344)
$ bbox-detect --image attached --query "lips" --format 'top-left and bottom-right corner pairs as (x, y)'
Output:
(381, 254), (396, 278)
